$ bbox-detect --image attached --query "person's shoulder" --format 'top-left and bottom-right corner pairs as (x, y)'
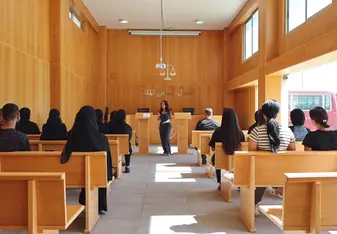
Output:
(14, 130), (28, 140)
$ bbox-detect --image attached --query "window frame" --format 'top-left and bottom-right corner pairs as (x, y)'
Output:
(69, 11), (82, 29)
(243, 10), (259, 61)
(289, 94), (332, 112)
(286, 0), (332, 33)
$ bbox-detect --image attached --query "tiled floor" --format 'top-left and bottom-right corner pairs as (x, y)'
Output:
(1, 146), (334, 234)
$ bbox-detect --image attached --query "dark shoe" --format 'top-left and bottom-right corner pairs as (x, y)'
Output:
(201, 155), (207, 165)
(122, 162), (126, 166)
(124, 167), (130, 173)
(217, 185), (221, 191)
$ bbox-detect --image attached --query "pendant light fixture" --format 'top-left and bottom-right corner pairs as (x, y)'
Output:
(155, 0), (176, 81)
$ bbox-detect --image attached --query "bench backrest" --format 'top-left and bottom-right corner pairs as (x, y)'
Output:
(0, 152), (107, 188)
(191, 130), (214, 148)
(283, 172), (337, 232)
(106, 134), (129, 154)
(213, 142), (249, 170)
(233, 151), (337, 186)
(29, 140), (119, 165)
(27, 134), (41, 141)
(200, 134), (212, 155)
(0, 172), (68, 230)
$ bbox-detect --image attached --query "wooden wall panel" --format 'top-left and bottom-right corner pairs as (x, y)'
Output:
(107, 30), (224, 115)
(0, 0), (50, 127)
(234, 86), (257, 130)
(228, 26), (259, 80)
(59, 0), (104, 127)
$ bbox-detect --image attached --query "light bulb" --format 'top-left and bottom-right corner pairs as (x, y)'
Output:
(170, 67), (176, 76)
(159, 69), (166, 76)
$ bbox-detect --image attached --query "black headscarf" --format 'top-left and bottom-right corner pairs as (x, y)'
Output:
(20, 108), (30, 122)
(40, 109), (67, 140)
(61, 106), (112, 180)
(16, 107), (40, 134)
(61, 106), (112, 212)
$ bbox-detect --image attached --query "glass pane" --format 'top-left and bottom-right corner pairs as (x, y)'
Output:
(244, 19), (253, 60)
(252, 11), (259, 54)
(292, 95), (323, 111)
(307, 0), (332, 18)
(287, 0), (306, 32)
(73, 15), (82, 29)
(324, 95), (331, 111)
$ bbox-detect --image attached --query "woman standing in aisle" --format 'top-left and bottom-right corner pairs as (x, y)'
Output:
(158, 100), (172, 155)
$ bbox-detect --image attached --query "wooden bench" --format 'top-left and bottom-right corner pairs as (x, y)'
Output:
(204, 141), (249, 179)
(259, 172), (337, 234)
(217, 150), (337, 232)
(0, 151), (108, 233)
(27, 134), (41, 141)
(0, 172), (84, 234)
(191, 130), (214, 166)
(29, 140), (122, 179)
(131, 130), (136, 148)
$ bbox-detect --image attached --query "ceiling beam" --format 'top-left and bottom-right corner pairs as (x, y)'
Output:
(72, 0), (100, 33)
(227, 0), (258, 35)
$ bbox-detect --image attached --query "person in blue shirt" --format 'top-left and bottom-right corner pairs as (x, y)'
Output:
(158, 100), (172, 155)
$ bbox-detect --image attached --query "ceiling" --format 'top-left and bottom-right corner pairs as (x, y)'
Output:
(82, 0), (248, 30)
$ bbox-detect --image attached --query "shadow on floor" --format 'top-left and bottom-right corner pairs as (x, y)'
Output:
(169, 212), (248, 233)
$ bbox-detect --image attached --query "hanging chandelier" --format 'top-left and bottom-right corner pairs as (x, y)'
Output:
(155, 0), (176, 81)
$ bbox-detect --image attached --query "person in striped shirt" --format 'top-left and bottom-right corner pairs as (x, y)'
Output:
(248, 100), (296, 215)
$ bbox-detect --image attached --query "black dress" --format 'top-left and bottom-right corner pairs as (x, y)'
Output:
(61, 106), (113, 212)
(40, 120), (67, 140)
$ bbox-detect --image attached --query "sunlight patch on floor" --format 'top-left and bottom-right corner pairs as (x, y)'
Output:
(155, 163), (196, 183)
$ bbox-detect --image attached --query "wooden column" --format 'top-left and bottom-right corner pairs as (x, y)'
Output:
(135, 113), (152, 154)
(258, 0), (279, 106)
(98, 26), (108, 109)
(49, 0), (62, 111)
(175, 113), (192, 154)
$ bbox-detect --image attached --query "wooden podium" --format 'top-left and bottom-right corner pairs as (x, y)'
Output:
(135, 112), (152, 154)
(175, 112), (192, 154)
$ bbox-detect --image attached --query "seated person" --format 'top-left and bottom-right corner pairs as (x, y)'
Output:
(16, 107), (40, 134)
(0, 108), (4, 127)
(95, 109), (109, 134)
(289, 109), (310, 141)
(196, 108), (219, 164)
(249, 100), (295, 215)
(209, 108), (245, 190)
(303, 107), (337, 150)
(108, 110), (118, 132)
(0, 103), (31, 151)
(40, 109), (67, 140)
(61, 106), (112, 214)
(248, 110), (259, 134)
(109, 109), (133, 173)
(195, 108), (219, 130)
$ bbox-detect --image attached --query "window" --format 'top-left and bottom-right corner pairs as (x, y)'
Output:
(69, 11), (82, 29)
(287, 0), (332, 32)
(289, 94), (333, 111)
(244, 10), (259, 60)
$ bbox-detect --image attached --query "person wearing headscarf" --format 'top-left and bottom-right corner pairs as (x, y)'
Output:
(109, 109), (133, 173)
(40, 109), (67, 140)
(107, 110), (118, 132)
(16, 107), (40, 134)
(95, 109), (109, 134)
(61, 106), (112, 213)
(0, 109), (4, 128)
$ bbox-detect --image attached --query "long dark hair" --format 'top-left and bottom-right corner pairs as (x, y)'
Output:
(159, 100), (170, 113)
(220, 108), (242, 155)
(309, 106), (330, 129)
(262, 100), (280, 153)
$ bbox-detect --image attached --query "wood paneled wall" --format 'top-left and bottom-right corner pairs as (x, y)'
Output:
(60, 2), (104, 127)
(234, 86), (257, 130)
(0, 0), (50, 126)
(106, 30), (224, 115)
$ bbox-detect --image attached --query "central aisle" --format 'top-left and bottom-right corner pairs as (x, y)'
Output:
(88, 148), (282, 234)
